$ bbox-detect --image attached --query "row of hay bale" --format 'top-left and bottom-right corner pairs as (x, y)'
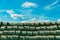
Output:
(0, 30), (60, 35)
(0, 25), (59, 31)
(0, 21), (60, 26)
(0, 22), (60, 40)
(0, 35), (60, 40)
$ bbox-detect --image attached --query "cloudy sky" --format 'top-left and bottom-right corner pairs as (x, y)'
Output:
(0, 0), (60, 22)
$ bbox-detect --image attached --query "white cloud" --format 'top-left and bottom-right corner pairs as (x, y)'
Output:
(31, 17), (50, 22)
(21, 13), (59, 23)
(6, 10), (25, 19)
(21, 1), (38, 8)
(21, 19), (50, 23)
(32, 18), (36, 21)
(21, 14), (51, 23)
(48, 0), (58, 7)
(44, 0), (58, 10)
(21, 18), (36, 22)
(57, 19), (60, 21)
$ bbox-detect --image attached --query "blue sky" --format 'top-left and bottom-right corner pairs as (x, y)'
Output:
(0, 0), (60, 22)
